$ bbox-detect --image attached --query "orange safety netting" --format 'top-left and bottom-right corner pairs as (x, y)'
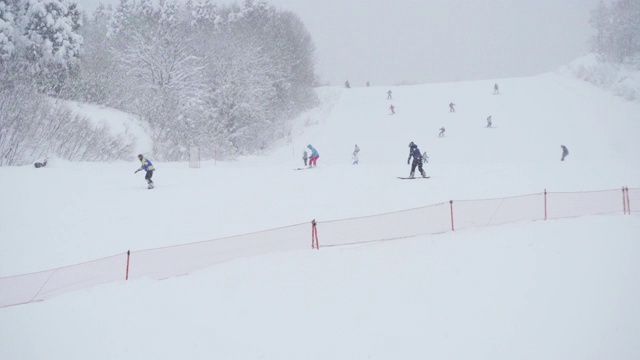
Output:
(1, 187), (636, 309)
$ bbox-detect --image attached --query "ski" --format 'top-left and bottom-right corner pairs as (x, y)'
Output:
(398, 176), (430, 180)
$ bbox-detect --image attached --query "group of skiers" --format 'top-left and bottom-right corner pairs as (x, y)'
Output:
(133, 81), (565, 187)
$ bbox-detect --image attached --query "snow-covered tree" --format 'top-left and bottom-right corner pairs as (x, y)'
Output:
(590, 0), (640, 63)
(0, 1), (17, 61)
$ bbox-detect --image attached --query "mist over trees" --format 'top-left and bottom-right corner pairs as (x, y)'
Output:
(69, 0), (317, 161)
(0, 0), (130, 166)
(1, 0), (317, 165)
(590, 0), (640, 63)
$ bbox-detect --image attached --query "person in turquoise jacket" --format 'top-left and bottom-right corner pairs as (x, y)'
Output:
(307, 144), (319, 168)
(135, 154), (155, 189)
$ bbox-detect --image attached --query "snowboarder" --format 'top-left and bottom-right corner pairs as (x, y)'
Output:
(34, 158), (48, 168)
(449, 102), (456, 112)
(389, 104), (395, 115)
(422, 151), (429, 163)
(561, 145), (569, 161)
(438, 127), (445, 137)
(407, 142), (427, 178)
(302, 150), (308, 167)
(135, 154), (155, 189)
(345, 80), (351, 89)
(486, 115), (492, 128)
(307, 144), (319, 168)
(493, 83), (499, 94)
(387, 90), (392, 100)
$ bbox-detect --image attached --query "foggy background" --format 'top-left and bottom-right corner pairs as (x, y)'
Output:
(78, 0), (601, 86)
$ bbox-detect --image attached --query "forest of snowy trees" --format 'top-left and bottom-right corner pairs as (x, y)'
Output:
(0, 0), (317, 165)
(567, 0), (640, 102)
(590, 0), (640, 63)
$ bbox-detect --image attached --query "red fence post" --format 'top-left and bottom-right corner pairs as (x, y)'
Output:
(125, 250), (130, 280)
(544, 189), (547, 220)
(449, 200), (455, 231)
(311, 219), (319, 249)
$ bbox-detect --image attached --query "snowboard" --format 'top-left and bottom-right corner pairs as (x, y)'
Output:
(294, 167), (314, 170)
(398, 176), (430, 180)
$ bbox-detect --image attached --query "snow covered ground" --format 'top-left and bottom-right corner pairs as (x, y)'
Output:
(1, 72), (639, 359)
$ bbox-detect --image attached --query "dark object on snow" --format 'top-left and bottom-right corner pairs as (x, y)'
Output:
(561, 145), (569, 161)
(345, 80), (351, 88)
(34, 159), (47, 168)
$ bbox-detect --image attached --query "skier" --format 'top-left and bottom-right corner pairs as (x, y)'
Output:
(561, 145), (569, 161)
(366, 81), (370, 87)
(438, 127), (445, 137)
(422, 151), (429, 163)
(352, 144), (360, 165)
(302, 150), (308, 167)
(486, 115), (492, 128)
(493, 83), (499, 94)
(345, 80), (351, 89)
(34, 158), (48, 168)
(407, 142), (427, 178)
(387, 90), (392, 100)
(134, 154), (155, 189)
(449, 102), (456, 112)
(389, 104), (395, 115)
(307, 144), (319, 168)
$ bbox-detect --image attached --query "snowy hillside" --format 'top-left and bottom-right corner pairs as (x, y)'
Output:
(0, 72), (639, 360)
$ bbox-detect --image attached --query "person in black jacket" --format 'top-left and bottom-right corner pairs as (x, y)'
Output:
(561, 145), (569, 161)
(407, 142), (427, 178)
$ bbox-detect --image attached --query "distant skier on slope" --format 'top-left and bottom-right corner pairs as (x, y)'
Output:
(486, 115), (492, 128)
(422, 151), (429, 163)
(307, 144), (319, 168)
(449, 102), (456, 112)
(407, 142), (427, 179)
(352, 144), (360, 165)
(561, 145), (569, 161)
(438, 127), (446, 137)
(345, 80), (351, 89)
(387, 90), (392, 100)
(493, 83), (500, 94)
(302, 150), (308, 167)
(389, 104), (395, 115)
(135, 154), (155, 189)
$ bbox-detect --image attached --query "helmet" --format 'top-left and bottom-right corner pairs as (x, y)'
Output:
(408, 142), (414, 148)
(307, 144), (312, 149)
(137, 154), (143, 159)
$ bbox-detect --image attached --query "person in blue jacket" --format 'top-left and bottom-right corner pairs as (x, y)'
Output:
(307, 144), (319, 168)
(407, 142), (426, 178)
(135, 154), (155, 189)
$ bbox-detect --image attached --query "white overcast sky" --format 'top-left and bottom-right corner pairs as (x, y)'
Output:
(77, 0), (601, 86)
